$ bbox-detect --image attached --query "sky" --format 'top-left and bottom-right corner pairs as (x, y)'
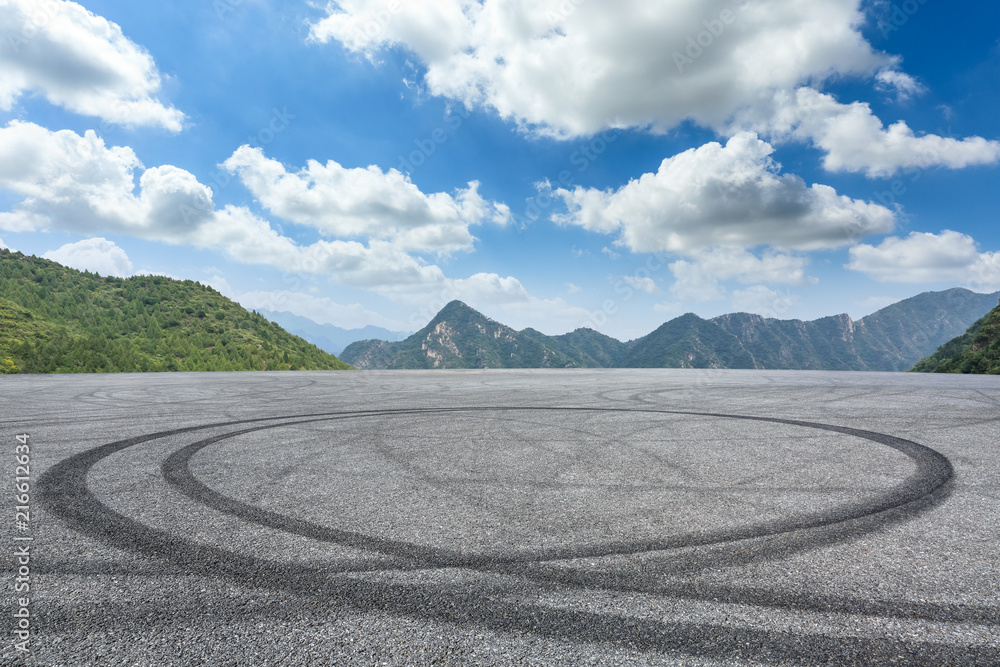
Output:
(0, 0), (998, 341)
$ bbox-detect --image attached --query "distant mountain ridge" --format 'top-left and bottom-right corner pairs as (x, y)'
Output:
(341, 289), (1000, 371)
(912, 301), (1000, 374)
(259, 309), (410, 356)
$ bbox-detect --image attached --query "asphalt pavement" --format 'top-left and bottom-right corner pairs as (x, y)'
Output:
(1, 369), (998, 665)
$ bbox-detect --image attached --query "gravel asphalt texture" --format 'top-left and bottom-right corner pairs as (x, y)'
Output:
(1, 369), (998, 665)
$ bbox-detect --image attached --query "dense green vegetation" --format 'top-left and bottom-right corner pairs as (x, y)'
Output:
(620, 313), (757, 369)
(343, 289), (1000, 371)
(342, 300), (579, 369)
(0, 249), (351, 373)
(911, 302), (1000, 374)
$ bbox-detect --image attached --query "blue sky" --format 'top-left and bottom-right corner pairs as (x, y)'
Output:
(1, 0), (998, 340)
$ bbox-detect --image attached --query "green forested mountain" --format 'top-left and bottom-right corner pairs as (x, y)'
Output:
(532, 327), (629, 368)
(911, 302), (1000, 374)
(342, 289), (1000, 371)
(341, 300), (579, 369)
(0, 250), (351, 373)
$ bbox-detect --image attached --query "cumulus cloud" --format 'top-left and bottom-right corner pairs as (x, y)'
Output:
(222, 145), (509, 253)
(623, 275), (660, 294)
(311, 0), (885, 138)
(553, 132), (895, 253)
(0, 123), (474, 290)
(854, 295), (902, 313)
(847, 230), (1000, 290)
(0, 0), (184, 130)
(874, 69), (925, 101)
(475, 293), (596, 336)
(226, 289), (402, 330)
(0, 238), (8, 250)
(42, 237), (133, 276)
(0, 122), (543, 313)
(653, 301), (682, 316)
(730, 285), (799, 318)
(311, 2), (1000, 178)
(192, 205), (453, 294)
(732, 88), (1000, 177)
(0, 121), (211, 237)
(668, 247), (810, 302)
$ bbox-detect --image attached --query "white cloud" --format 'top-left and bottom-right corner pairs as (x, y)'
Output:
(0, 122), (517, 299)
(222, 145), (510, 254)
(874, 69), (925, 101)
(311, 0), (886, 138)
(311, 2), (1000, 178)
(847, 230), (1000, 289)
(0, 0), (184, 131)
(0, 237), (8, 250)
(0, 123), (605, 333)
(0, 121), (211, 237)
(601, 246), (621, 260)
(476, 294), (596, 336)
(400, 269), (594, 333)
(854, 295), (902, 313)
(669, 248), (810, 303)
(553, 132), (895, 253)
(42, 237), (133, 276)
(653, 301), (682, 315)
(228, 290), (401, 330)
(733, 88), (1000, 177)
(194, 205), (454, 295)
(730, 285), (799, 318)
(623, 275), (659, 294)
(565, 282), (581, 294)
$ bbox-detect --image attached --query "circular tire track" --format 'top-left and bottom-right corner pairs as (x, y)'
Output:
(41, 407), (952, 574)
(38, 407), (994, 665)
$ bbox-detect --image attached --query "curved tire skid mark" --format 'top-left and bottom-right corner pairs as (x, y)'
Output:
(39, 408), (992, 665)
(163, 408), (954, 567)
(43, 407), (952, 570)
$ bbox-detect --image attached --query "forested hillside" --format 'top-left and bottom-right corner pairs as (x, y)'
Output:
(911, 302), (1000, 374)
(0, 250), (351, 373)
(342, 300), (579, 369)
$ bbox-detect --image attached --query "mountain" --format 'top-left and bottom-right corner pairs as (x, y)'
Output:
(619, 288), (1000, 371)
(342, 288), (1000, 371)
(259, 309), (409, 356)
(911, 301), (1000, 374)
(341, 301), (582, 369)
(535, 327), (630, 368)
(0, 249), (351, 373)
(619, 313), (757, 368)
